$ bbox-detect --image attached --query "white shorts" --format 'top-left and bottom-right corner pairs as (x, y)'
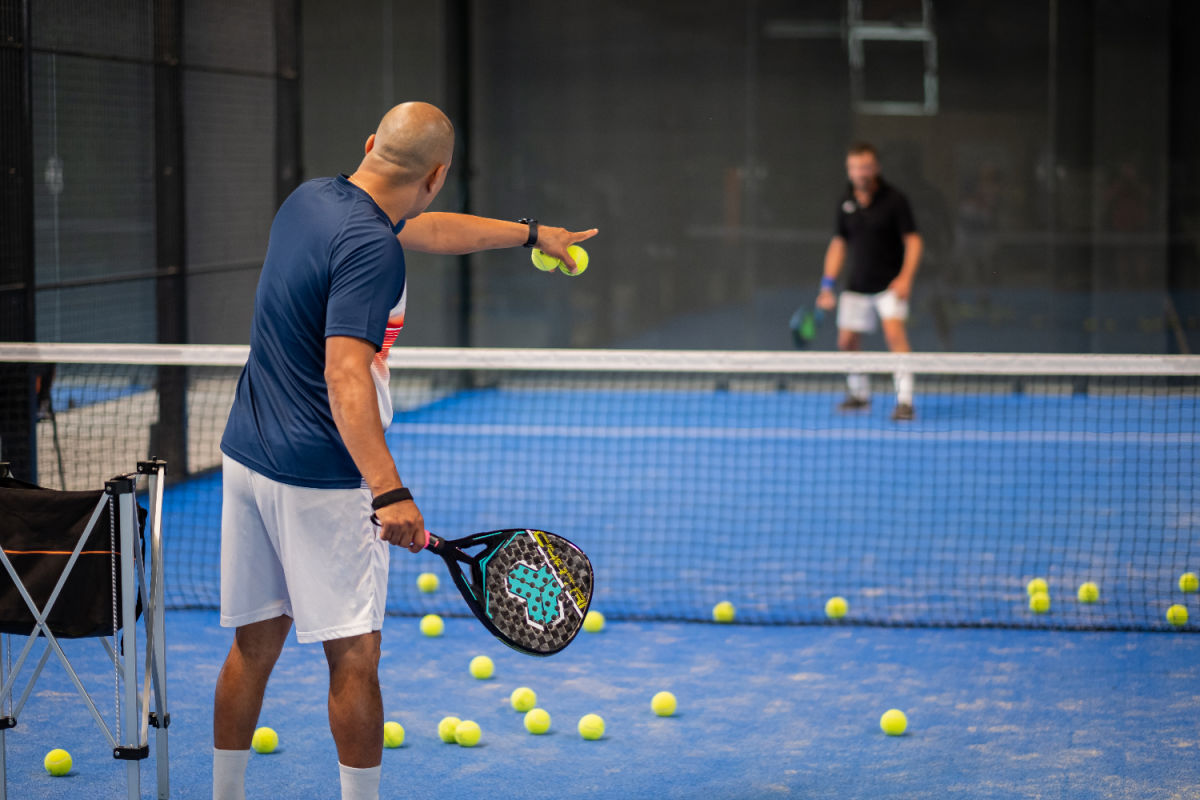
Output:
(836, 289), (909, 334)
(220, 455), (389, 643)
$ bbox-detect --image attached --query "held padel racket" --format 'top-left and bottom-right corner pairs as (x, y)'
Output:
(425, 529), (594, 657)
(789, 305), (824, 349)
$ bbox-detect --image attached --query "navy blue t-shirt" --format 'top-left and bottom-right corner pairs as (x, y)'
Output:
(220, 175), (406, 488)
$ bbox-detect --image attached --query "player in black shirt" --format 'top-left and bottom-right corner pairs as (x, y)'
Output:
(817, 142), (923, 421)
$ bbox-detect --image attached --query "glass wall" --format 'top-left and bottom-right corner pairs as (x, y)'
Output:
(461, 0), (1196, 353)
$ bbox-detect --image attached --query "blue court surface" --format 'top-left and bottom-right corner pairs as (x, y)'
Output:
(3, 609), (1200, 799)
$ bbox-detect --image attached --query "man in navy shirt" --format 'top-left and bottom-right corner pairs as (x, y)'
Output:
(213, 102), (596, 800)
(817, 141), (923, 421)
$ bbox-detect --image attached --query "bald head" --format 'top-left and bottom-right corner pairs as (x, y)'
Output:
(361, 102), (455, 186)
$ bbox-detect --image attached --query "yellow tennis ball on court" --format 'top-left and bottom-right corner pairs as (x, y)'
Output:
(825, 596), (848, 619)
(383, 721), (405, 748)
(712, 601), (735, 623)
(416, 572), (439, 593)
(454, 720), (481, 747)
(558, 245), (589, 276)
(251, 726), (278, 754)
(510, 686), (537, 712)
(1180, 572), (1199, 593)
(1029, 591), (1050, 614)
(583, 610), (605, 632)
(524, 708), (551, 734)
(1077, 582), (1099, 603)
(880, 709), (908, 736)
(469, 655), (494, 679)
(437, 716), (461, 743)
(578, 713), (605, 740)
(43, 748), (71, 776)
(1168, 604), (1189, 626)
(530, 248), (561, 272)
(1026, 577), (1048, 596)
(651, 691), (677, 717)
(419, 614), (444, 637)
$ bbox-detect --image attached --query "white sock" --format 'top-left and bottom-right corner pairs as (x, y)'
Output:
(894, 370), (914, 406)
(213, 748), (250, 800)
(847, 373), (870, 400)
(340, 763), (381, 800)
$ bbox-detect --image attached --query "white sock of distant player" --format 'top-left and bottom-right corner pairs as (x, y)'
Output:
(212, 748), (250, 800)
(847, 373), (870, 400)
(894, 370), (914, 406)
(339, 763), (381, 800)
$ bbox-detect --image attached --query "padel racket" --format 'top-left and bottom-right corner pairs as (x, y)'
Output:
(425, 529), (593, 657)
(789, 305), (824, 349)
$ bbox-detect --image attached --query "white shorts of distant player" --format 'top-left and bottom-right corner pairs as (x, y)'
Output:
(836, 289), (913, 406)
(836, 289), (908, 332)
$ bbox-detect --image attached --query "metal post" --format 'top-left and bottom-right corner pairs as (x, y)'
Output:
(118, 488), (141, 799)
(0, 0), (36, 480)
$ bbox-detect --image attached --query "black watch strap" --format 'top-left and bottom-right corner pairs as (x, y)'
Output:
(518, 218), (539, 248)
(371, 487), (413, 509)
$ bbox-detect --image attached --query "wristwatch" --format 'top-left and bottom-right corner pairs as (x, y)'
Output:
(517, 218), (539, 248)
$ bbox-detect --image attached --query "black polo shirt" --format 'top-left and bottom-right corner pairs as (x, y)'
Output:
(834, 178), (918, 294)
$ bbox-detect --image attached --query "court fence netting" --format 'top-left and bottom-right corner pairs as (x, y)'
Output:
(0, 343), (1197, 632)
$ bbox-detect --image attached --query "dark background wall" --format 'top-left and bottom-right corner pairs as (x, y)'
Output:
(3, 0), (1198, 353)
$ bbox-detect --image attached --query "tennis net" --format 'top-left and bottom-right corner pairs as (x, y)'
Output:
(1, 343), (1196, 631)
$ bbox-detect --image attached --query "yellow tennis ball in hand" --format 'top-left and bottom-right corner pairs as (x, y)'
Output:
(559, 245), (589, 276)
(510, 687), (537, 712)
(880, 709), (908, 736)
(420, 614), (444, 637)
(251, 726), (278, 754)
(583, 610), (605, 632)
(825, 596), (848, 619)
(469, 655), (494, 679)
(43, 748), (72, 776)
(454, 720), (481, 747)
(524, 708), (551, 734)
(1180, 572), (1199, 593)
(1027, 578), (1048, 596)
(1029, 591), (1050, 614)
(383, 721), (405, 748)
(1077, 582), (1099, 603)
(578, 713), (605, 740)
(416, 572), (439, 593)
(651, 691), (677, 717)
(530, 248), (561, 272)
(437, 716), (461, 743)
(712, 601), (735, 622)
(1167, 604), (1189, 626)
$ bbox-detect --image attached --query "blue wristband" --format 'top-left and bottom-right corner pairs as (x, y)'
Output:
(821, 276), (835, 291)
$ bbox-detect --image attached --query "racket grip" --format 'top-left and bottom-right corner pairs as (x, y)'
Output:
(424, 530), (445, 553)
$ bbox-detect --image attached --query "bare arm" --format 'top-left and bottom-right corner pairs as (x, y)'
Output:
(888, 233), (923, 300)
(398, 212), (598, 269)
(325, 335), (424, 552)
(823, 236), (846, 281)
(816, 236), (846, 311)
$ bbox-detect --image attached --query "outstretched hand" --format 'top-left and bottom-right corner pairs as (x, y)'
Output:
(536, 226), (598, 271)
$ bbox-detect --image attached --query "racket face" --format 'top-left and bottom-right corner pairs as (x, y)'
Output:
(790, 307), (824, 348)
(441, 529), (593, 656)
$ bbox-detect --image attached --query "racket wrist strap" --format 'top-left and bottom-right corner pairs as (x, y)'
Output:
(820, 276), (835, 291)
(371, 487), (413, 509)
